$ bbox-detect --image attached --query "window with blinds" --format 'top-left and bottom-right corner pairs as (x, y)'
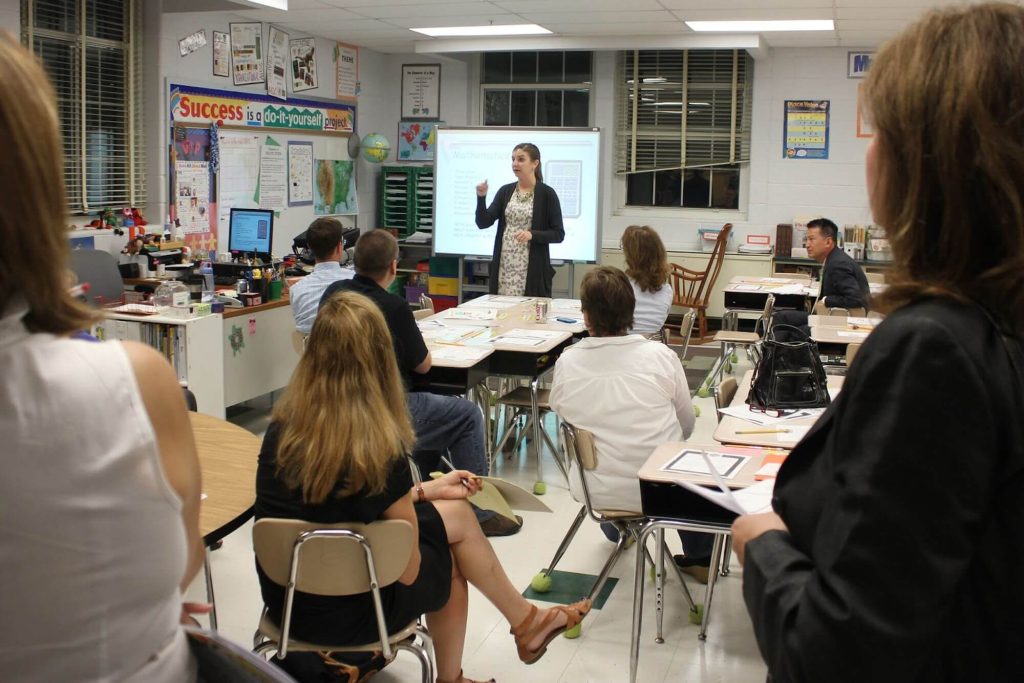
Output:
(22, 0), (145, 214)
(616, 49), (752, 209)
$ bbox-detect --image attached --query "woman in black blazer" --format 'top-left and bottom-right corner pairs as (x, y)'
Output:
(475, 143), (564, 297)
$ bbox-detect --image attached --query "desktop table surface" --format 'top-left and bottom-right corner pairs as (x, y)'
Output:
(189, 412), (259, 540)
(713, 370), (844, 449)
(639, 440), (770, 489)
(419, 296), (583, 368)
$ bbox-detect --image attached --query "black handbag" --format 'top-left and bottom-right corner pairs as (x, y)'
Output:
(747, 324), (831, 410)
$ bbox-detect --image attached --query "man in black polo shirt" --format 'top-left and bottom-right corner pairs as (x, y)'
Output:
(319, 230), (521, 536)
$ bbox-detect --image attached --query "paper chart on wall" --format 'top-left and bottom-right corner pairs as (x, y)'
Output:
(175, 160), (210, 234)
(266, 26), (289, 100)
(287, 141), (313, 206)
(217, 132), (261, 236)
(258, 138), (287, 209)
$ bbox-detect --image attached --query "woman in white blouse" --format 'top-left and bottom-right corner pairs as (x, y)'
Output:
(622, 225), (673, 335)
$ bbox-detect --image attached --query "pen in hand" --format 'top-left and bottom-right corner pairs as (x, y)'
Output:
(439, 454), (478, 489)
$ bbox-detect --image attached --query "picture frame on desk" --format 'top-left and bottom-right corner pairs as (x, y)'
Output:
(401, 64), (441, 120)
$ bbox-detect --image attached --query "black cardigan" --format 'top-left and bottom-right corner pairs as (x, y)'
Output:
(475, 181), (565, 297)
(743, 298), (1024, 682)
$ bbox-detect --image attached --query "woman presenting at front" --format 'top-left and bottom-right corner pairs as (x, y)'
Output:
(475, 143), (565, 297)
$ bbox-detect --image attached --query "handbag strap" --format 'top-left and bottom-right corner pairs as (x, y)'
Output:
(766, 323), (813, 344)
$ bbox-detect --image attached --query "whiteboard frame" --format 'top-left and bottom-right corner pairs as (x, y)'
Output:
(432, 126), (602, 264)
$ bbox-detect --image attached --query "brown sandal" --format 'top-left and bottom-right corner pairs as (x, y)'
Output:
(511, 598), (592, 665)
(436, 671), (494, 683)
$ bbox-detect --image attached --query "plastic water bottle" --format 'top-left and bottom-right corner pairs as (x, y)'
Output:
(199, 261), (215, 302)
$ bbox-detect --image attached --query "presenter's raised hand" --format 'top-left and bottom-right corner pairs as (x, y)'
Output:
(476, 179), (488, 197)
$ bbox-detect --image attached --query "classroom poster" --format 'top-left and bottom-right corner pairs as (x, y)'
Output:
(313, 159), (358, 215)
(266, 26), (289, 100)
(169, 126), (216, 254)
(217, 132), (261, 236)
(175, 160), (210, 234)
(335, 42), (358, 100)
(212, 31), (230, 77)
(401, 64), (441, 119)
(288, 141), (313, 206)
(290, 37), (317, 92)
(784, 100), (830, 159)
(397, 120), (441, 161)
(259, 138), (287, 209)
(230, 22), (264, 86)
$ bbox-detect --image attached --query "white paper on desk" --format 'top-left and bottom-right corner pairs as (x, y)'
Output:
(447, 308), (496, 321)
(769, 284), (808, 295)
(847, 316), (876, 327)
(550, 298), (582, 311)
(460, 295), (522, 310)
(488, 335), (546, 347)
(422, 327), (487, 344)
(837, 330), (870, 339)
(661, 449), (749, 480)
(429, 345), (491, 363)
(717, 405), (824, 425)
(732, 284), (762, 292)
(775, 425), (811, 442)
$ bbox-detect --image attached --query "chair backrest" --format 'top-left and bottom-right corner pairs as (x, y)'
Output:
(714, 377), (739, 421)
(864, 271), (886, 284)
(290, 330), (307, 356)
(675, 308), (696, 359)
(253, 518), (414, 596)
(419, 293), (434, 314)
(846, 343), (862, 366)
(755, 294), (775, 336)
(68, 249), (124, 306)
(669, 223), (733, 310)
(413, 307), (433, 320)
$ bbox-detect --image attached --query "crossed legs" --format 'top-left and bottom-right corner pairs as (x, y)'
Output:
(426, 499), (579, 682)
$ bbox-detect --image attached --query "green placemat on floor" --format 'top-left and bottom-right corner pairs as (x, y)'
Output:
(523, 569), (618, 611)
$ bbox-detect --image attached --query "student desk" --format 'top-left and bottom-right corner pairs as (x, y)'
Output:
(418, 296), (584, 490)
(630, 441), (774, 682)
(713, 370), (843, 449)
(807, 314), (876, 345)
(189, 412), (260, 630)
(723, 275), (812, 312)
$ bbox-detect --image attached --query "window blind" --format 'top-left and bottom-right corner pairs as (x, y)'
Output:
(23, 0), (145, 214)
(615, 49), (752, 174)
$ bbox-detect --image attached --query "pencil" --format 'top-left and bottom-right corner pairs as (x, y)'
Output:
(736, 428), (791, 435)
(439, 454), (477, 488)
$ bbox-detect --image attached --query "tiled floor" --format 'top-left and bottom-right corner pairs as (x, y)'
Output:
(186, 347), (768, 683)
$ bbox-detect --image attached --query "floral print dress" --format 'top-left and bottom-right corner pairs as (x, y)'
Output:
(497, 188), (534, 296)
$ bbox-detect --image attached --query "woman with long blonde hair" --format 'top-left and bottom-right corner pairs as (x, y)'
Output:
(732, 4), (1024, 680)
(255, 291), (590, 683)
(621, 225), (672, 335)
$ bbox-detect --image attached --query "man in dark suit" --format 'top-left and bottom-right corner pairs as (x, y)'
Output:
(773, 218), (871, 337)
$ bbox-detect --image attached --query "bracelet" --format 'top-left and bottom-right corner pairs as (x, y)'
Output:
(416, 482), (425, 503)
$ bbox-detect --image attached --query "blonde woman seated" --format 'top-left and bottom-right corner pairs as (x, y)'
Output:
(255, 291), (590, 683)
(622, 225), (673, 335)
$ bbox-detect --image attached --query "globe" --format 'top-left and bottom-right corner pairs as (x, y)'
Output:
(361, 133), (391, 163)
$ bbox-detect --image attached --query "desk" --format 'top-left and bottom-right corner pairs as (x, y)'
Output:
(807, 315), (877, 346)
(630, 442), (776, 682)
(189, 412), (259, 629)
(723, 275), (811, 312)
(418, 296), (583, 491)
(713, 370), (843, 448)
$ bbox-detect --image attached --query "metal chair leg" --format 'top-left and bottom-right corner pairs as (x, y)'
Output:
(697, 534), (727, 640)
(204, 545), (218, 631)
(721, 536), (733, 576)
(539, 506), (587, 579)
(395, 641), (435, 683)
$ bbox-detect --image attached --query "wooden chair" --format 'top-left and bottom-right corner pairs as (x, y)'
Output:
(252, 519), (434, 682)
(530, 422), (698, 634)
(713, 377), (739, 423)
(669, 224), (733, 340)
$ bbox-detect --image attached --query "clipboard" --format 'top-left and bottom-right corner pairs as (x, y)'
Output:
(430, 473), (552, 522)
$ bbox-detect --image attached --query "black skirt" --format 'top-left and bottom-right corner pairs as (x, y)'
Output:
(257, 501), (452, 645)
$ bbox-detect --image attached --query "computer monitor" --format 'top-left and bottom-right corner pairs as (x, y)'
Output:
(228, 208), (274, 260)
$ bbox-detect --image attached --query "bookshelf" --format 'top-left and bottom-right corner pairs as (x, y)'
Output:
(92, 312), (225, 417)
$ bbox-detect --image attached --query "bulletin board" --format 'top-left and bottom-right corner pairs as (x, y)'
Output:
(168, 83), (357, 259)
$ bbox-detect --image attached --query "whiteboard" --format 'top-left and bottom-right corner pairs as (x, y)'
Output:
(433, 127), (601, 262)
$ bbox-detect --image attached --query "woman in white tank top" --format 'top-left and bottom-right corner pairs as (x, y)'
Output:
(0, 36), (204, 682)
